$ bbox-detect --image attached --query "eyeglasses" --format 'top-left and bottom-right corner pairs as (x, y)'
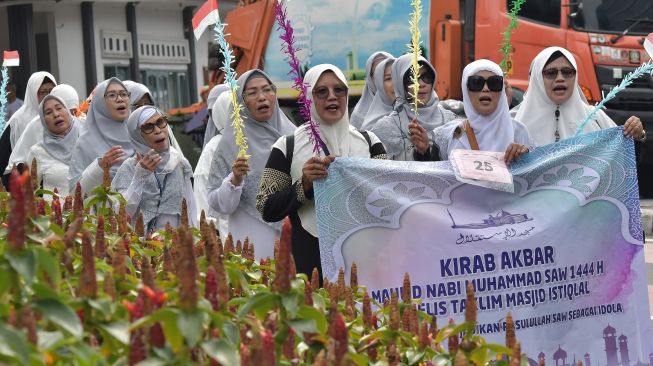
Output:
(312, 85), (348, 100)
(243, 85), (276, 99)
(104, 91), (131, 101)
(140, 117), (168, 134)
(467, 75), (504, 92)
(542, 67), (576, 80)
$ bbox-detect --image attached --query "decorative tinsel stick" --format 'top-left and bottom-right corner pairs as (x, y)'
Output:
(274, 0), (323, 154)
(214, 21), (248, 157)
(408, 0), (422, 116)
(0, 66), (8, 134)
(499, 0), (525, 74)
(576, 62), (653, 135)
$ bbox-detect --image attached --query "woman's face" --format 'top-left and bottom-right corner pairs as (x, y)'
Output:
(133, 94), (154, 110)
(312, 71), (348, 125)
(140, 113), (169, 152)
(467, 70), (502, 116)
(37, 82), (55, 104)
(542, 56), (576, 105)
(383, 63), (396, 104)
(104, 83), (130, 121)
(404, 64), (434, 105)
(43, 98), (71, 136)
(243, 76), (276, 122)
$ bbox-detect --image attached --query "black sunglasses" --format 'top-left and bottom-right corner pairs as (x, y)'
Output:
(140, 117), (168, 134)
(312, 85), (348, 100)
(542, 67), (576, 80)
(467, 75), (504, 92)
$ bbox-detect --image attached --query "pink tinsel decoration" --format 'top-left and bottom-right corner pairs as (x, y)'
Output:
(274, 0), (324, 154)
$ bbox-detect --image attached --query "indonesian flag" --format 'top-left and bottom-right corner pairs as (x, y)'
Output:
(192, 0), (220, 40)
(2, 50), (19, 67)
(644, 32), (653, 59)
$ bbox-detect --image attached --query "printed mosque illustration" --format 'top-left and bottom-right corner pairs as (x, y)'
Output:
(527, 325), (653, 366)
(447, 209), (533, 229)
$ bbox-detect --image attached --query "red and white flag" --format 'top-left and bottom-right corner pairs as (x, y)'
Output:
(192, 0), (220, 40)
(644, 32), (653, 59)
(2, 50), (19, 67)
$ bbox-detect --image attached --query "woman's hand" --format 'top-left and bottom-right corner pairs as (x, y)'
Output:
(623, 116), (645, 140)
(230, 156), (250, 186)
(302, 155), (335, 194)
(408, 119), (430, 155)
(137, 149), (161, 172)
(504, 144), (529, 164)
(99, 146), (125, 169)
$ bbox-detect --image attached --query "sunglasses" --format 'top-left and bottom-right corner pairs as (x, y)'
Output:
(312, 85), (348, 100)
(542, 67), (576, 80)
(140, 117), (168, 134)
(467, 75), (504, 92)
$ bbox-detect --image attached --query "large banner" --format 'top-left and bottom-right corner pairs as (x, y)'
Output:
(315, 127), (653, 361)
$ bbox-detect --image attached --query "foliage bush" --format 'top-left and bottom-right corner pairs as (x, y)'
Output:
(0, 163), (527, 365)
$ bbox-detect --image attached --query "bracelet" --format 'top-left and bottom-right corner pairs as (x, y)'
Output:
(638, 130), (647, 143)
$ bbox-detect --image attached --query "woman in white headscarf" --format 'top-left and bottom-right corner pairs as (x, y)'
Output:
(68, 77), (134, 194)
(360, 57), (396, 130)
(26, 94), (80, 197)
(194, 90), (231, 236)
(370, 54), (457, 161)
(112, 106), (196, 233)
(412, 59), (532, 163)
(5, 84), (81, 176)
(203, 84), (231, 146)
(8, 72), (57, 147)
(207, 70), (295, 258)
(515, 47), (644, 146)
(350, 51), (392, 129)
(257, 64), (387, 279)
(0, 72), (57, 181)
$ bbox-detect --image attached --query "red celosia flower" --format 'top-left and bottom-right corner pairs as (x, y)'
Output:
(205, 266), (219, 311)
(95, 215), (106, 259)
(8, 169), (27, 251)
(51, 192), (62, 227)
(177, 227), (198, 312)
(73, 182), (83, 219)
(78, 230), (97, 298)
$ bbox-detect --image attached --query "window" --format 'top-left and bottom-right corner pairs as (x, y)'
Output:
(507, 0), (560, 27)
(104, 65), (131, 81)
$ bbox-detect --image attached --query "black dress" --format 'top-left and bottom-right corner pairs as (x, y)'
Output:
(256, 132), (387, 281)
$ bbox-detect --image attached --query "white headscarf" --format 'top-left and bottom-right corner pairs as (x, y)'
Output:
(51, 84), (80, 110)
(125, 82), (153, 108)
(515, 47), (615, 146)
(350, 51), (392, 129)
(38, 95), (80, 163)
(212, 90), (232, 132)
(292, 64), (372, 236)
(360, 57), (396, 130)
(69, 77), (135, 190)
(459, 59), (515, 152)
(8, 71), (57, 147)
(203, 84), (231, 144)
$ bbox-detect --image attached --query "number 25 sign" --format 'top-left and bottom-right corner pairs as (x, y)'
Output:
(450, 150), (513, 185)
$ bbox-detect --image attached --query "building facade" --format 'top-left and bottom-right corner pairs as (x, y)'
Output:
(0, 0), (238, 110)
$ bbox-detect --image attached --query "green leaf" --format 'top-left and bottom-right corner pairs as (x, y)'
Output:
(30, 216), (53, 233)
(431, 354), (451, 366)
(0, 323), (30, 365)
(33, 247), (61, 289)
(237, 292), (278, 319)
(158, 309), (183, 353)
(288, 319), (317, 335)
(281, 292), (299, 318)
(481, 343), (512, 355)
(31, 283), (62, 300)
(297, 306), (327, 333)
(33, 298), (83, 338)
(5, 249), (37, 285)
(87, 298), (114, 319)
(222, 320), (240, 345)
(37, 330), (65, 350)
(177, 310), (207, 347)
(469, 347), (489, 366)
(349, 353), (369, 366)
(98, 321), (129, 345)
(201, 339), (240, 366)
(0, 264), (12, 295)
(405, 349), (425, 365)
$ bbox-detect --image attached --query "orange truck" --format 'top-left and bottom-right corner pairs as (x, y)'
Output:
(216, 0), (653, 193)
